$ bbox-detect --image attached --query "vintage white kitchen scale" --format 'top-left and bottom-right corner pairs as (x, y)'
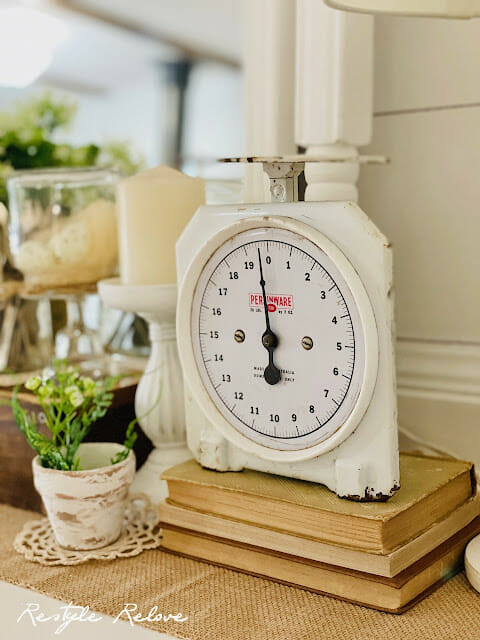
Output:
(176, 156), (399, 501)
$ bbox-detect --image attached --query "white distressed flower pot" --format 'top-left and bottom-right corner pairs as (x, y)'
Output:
(32, 442), (136, 550)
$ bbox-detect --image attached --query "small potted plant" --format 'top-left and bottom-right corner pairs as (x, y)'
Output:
(11, 361), (137, 550)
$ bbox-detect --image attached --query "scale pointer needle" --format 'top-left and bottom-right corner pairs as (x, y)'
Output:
(258, 248), (281, 386)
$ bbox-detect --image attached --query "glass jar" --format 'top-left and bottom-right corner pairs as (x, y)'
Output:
(7, 167), (120, 293)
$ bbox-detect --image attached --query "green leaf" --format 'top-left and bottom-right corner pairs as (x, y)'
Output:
(111, 417), (138, 465)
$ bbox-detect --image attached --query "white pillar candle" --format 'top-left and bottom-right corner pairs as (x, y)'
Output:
(116, 166), (205, 285)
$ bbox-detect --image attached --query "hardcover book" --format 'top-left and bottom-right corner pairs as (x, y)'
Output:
(160, 517), (480, 613)
(158, 492), (480, 577)
(161, 454), (475, 554)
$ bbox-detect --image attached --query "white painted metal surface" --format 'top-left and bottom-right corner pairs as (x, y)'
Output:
(185, 218), (377, 459)
(177, 0), (397, 498)
(176, 199), (399, 499)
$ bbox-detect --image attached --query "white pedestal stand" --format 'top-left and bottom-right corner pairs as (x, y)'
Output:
(98, 278), (191, 503)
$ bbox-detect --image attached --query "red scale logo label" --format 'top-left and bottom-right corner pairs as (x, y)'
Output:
(249, 293), (294, 313)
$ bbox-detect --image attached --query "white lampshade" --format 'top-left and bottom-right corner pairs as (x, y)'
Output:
(0, 8), (68, 88)
(324, 0), (480, 18)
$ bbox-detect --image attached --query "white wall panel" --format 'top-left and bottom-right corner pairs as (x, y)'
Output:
(359, 106), (480, 343)
(360, 15), (480, 458)
(373, 15), (480, 112)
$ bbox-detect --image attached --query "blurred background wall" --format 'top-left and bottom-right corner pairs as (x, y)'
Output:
(0, 0), (245, 173)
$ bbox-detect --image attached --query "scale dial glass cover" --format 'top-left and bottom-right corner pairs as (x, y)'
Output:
(191, 226), (368, 451)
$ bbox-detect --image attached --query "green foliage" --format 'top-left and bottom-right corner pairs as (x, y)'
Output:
(11, 360), (137, 470)
(110, 417), (138, 465)
(0, 91), (145, 205)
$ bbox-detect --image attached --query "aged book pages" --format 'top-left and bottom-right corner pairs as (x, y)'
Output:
(160, 517), (480, 613)
(158, 492), (480, 577)
(162, 454), (475, 553)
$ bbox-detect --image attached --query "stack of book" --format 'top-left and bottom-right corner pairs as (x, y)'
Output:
(158, 454), (480, 613)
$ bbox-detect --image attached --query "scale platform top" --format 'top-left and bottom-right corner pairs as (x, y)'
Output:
(220, 154), (386, 165)
(220, 155), (386, 203)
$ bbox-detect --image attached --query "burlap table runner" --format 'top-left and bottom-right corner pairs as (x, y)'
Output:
(1, 503), (480, 640)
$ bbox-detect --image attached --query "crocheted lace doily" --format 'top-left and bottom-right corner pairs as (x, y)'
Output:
(14, 495), (162, 566)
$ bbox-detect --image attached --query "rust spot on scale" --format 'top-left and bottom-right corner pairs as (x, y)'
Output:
(344, 482), (401, 502)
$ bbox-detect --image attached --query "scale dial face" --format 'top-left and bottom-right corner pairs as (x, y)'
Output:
(191, 225), (370, 452)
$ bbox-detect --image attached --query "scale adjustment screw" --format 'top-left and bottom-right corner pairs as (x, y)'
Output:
(234, 329), (245, 343)
(271, 183), (286, 201)
(302, 336), (313, 350)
